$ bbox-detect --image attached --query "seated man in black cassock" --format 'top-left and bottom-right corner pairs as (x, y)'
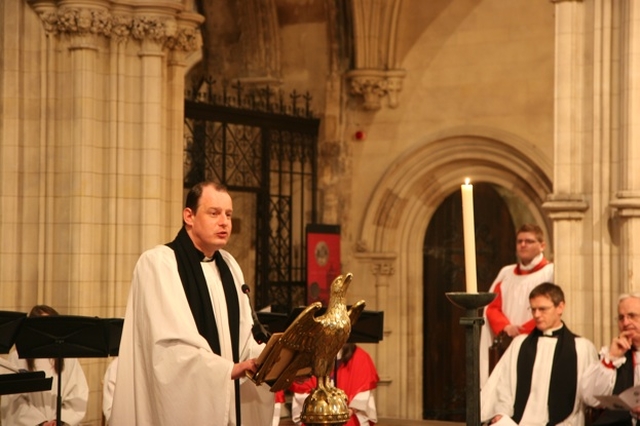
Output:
(481, 282), (598, 425)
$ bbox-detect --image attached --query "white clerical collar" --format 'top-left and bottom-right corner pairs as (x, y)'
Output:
(543, 324), (564, 337)
(519, 252), (545, 271)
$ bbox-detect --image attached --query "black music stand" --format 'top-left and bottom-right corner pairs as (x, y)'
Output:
(15, 315), (111, 425)
(106, 318), (124, 356)
(256, 312), (289, 342)
(0, 310), (26, 354)
(0, 311), (54, 395)
(285, 307), (385, 343)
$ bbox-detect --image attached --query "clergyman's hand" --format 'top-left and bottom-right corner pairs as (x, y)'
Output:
(609, 330), (634, 359)
(503, 324), (520, 338)
(231, 358), (257, 380)
(490, 415), (503, 424)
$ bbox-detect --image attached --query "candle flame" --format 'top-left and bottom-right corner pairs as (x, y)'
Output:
(464, 178), (470, 185)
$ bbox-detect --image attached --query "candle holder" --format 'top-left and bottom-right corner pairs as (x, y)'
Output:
(446, 292), (496, 426)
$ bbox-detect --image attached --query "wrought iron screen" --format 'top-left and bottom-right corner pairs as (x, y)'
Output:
(184, 80), (320, 313)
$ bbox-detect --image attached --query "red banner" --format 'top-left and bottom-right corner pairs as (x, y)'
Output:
(306, 224), (341, 306)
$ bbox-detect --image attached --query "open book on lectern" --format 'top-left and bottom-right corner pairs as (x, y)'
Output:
(249, 331), (312, 383)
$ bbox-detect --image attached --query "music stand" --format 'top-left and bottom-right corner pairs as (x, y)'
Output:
(0, 311), (54, 395)
(286, 307), (385, 343)
(0, 310), (26, 354)
(15, 315), (110, 425)
(106, 318), (124, 356)
(256, 312), (288, 341)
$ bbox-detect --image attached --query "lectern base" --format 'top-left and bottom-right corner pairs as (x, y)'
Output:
(301, 386), (350, 426)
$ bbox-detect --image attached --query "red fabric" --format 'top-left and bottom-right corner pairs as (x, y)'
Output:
(485, 259), (550, 335)
(291, 346), (379, 426)
(485, 282), (509, 335)
(275, 390), (285, 403)
(601, 358), (615, 369)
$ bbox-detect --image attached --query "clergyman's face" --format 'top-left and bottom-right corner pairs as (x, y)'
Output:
(618, 297), (640, 347)
(516, 231), (545, 266)
(184, 185), (233, 256)
(529, 294), (564, 332)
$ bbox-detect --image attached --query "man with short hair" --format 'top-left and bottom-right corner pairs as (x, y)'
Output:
(581, 293), (640, 425)
(111, 181), (274, 425)
(480, 223), (555, 385)
(481, 282), (598, 426)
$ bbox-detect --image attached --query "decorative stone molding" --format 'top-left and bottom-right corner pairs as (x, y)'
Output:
(347, 69), (407, 111)
(609, 191), (640, 218)
(371, 262), (395, 277)
(30, 6), (201, 51)
(542, 193), (589, 220)
(355, 240), (369, 253)
(353, 252), (397, 276)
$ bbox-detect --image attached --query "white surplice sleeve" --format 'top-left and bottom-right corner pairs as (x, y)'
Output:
(580, 346), (623, 407)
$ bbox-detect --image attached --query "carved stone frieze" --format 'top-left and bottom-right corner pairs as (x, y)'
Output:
(31, 6), (200, 51)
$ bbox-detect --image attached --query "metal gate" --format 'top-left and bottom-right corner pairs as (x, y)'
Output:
(184, 80), (320, 313)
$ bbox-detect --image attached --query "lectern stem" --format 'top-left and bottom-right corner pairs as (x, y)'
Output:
(445, 292), (496, 426)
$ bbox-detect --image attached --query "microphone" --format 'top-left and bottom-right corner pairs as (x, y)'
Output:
(241, 284), (272, 344)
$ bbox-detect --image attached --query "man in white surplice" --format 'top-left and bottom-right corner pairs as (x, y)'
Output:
(481, 283), (597, 426)
(111, 181), (274, 426)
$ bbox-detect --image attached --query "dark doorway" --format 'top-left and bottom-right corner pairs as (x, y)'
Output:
(422, 182), (517, 421)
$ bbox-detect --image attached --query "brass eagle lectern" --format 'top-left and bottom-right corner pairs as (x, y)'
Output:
(248, 273), (366, 426)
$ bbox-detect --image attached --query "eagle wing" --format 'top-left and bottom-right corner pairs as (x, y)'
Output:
(249, 302), (323, 391)
(348, 299), (366, 327)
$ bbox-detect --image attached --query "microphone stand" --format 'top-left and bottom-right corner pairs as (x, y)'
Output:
(241, 284), (272, 344)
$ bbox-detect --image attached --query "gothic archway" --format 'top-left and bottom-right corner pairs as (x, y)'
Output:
(353, 128), (552, 420)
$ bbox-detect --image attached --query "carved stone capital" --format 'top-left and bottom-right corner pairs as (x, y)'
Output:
(29, 3), (202, 51)
(371, 262), (395, 277)
(542, 193), (589, 220)
(347, 69), (406, 111)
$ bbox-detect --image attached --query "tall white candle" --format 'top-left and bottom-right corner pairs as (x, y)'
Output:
(461, 178), (478, 293)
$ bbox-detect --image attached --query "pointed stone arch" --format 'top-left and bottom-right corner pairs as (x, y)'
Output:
(352, 127), (552, 419)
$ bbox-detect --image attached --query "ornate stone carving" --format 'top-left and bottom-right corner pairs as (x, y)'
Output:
(31, 6), (200, 51)
(371, 262), (395, 277)
(347, 0), (406, 110)
(347, 69), (406, 111)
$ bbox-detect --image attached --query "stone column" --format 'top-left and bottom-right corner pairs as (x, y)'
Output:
(543, 0), (590, 331)
(609, 1), (640, 292)
(353, 252), (401, 417)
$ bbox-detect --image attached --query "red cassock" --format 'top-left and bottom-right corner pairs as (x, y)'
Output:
(290, 346), (379, 426)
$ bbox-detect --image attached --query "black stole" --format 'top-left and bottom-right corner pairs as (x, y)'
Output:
(592, 350), (634, 426)
(167, 226), (241, 424)
(513, 324), (577, 426)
